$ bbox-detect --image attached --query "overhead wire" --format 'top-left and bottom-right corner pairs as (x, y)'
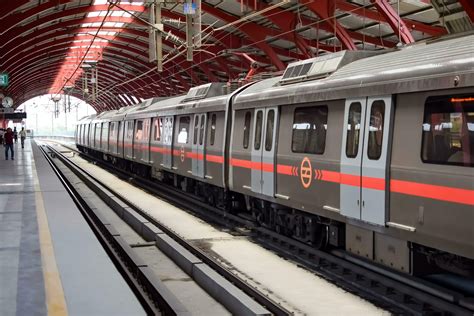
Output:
(92, 0), (399, 105)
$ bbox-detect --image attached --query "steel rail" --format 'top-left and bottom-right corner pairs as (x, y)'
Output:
(55, 141), (474, 315)
(39, 146), (187, 315)
(46, 143), (290, 316)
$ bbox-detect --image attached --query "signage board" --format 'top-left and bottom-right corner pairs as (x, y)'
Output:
(0, 112), (27, 120)
(0, 73), (9, 87)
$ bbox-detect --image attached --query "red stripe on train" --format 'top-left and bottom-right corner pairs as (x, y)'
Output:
(391, 179), (474, 206)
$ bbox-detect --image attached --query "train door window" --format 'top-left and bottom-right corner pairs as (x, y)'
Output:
(367, 101), (385, 160)
(178, 116), (190, 144)
(210, 114), (217, 146)
(109, 122), (115, 141)
(193, 116), (199, 145)
(95, 123), (101, 147)
(153, 117), (161, 141)
(243, 111), (251, 149)
(265, 109), (275, 151)
(126, 121), (134, 140)
(164, 117), (173, 144)
(346, 102), (362, 158)
(421, 94), (474, 167)
(254, 111), (263, 150)
(135, 120), (143, 140)
(199, 114), (205, 145)
(143, 119), (150, 142)
(292, 106), (328, 154)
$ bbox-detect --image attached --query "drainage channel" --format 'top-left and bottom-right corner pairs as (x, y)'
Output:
(42, 143), (287, 316)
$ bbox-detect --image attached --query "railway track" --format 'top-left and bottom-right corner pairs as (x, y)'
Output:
(46, 140), (474, 315)
(40, 143), (287, 315)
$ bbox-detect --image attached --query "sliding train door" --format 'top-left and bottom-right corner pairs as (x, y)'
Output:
(341, 96), (394, 226)
(192, 113), (207, 178)
(251, 107), (278, 196)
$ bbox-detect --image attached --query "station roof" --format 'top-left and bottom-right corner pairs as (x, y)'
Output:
(0, 0), (472, 112)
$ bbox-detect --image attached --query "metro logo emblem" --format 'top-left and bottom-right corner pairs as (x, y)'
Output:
(300, 157), (312, 188)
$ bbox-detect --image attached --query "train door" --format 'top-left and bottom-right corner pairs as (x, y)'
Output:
(192, 113), (207, 178)
(251, 107), (278, 196)
(340, 96), (393, 226)
(162, 116), (174, 169)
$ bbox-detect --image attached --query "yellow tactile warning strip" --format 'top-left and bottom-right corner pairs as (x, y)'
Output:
(32, 161), (68, 316)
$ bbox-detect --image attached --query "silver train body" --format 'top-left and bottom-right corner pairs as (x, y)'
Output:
(76, 35), (474, 276)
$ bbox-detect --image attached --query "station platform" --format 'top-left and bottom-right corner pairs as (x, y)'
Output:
(0, 139), (145, 316)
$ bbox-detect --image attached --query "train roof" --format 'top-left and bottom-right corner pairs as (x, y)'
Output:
(234, 34), (474, 109)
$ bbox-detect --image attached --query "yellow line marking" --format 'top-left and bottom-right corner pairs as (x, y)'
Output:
(32, 148), (68, 316)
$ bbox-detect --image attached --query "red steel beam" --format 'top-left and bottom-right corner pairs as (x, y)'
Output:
(370, 0), (415, 44)
(304, 0), (357, 50)
(336, 0), (447, 37)
(459, 0), (474, 22)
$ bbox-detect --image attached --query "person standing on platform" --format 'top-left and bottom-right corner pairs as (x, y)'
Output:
(19, 127), (26, 149)
(13, 127), (18, 143)
(5, 128), (14, 160)
(0, 128), (4, 145)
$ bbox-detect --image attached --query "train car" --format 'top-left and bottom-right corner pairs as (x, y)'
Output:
(76, 34), (473, 277)
(230, 34), (474, 275)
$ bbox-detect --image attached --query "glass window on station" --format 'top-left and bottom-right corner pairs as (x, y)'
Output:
(243, 111), (251, 149)
(422, 94), (474, 167)
(178, 116), (190, 144)
(292, 106), (328, 154)
(346, 102), (362, 158)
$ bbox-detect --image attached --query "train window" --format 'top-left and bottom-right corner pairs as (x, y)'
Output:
(243, 111), (251, 149)
(254, 111), (263, 150)
(199, 115), (205, 145)
(346, 102), (362, 158)
(292, 106), (328, 154)
(421, 95), (474, 167)
(178, 116), (190, 144)
(193, 116), (199, 145)
(265, 110), (275, 151)
(367, 101), (385, 160)
(153, 118), (162, 141)
(135, 120), (143, 140)
(210, 114), (217, 146)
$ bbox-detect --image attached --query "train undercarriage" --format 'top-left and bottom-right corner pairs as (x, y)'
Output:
(79, 146), (473, 279)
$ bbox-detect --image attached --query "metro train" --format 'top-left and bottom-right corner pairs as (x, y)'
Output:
(76, 34), (474, 277)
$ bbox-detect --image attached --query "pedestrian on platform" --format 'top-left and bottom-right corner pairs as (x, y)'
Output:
(5, 128), (14, 160)
(0, 128), (4, 145)
(19, 127), (26, 149)
(13, 127), (18, 143)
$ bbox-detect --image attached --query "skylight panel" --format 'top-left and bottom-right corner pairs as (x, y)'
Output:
(93, 0), (107, 4)
(87, 12), (100, 17)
